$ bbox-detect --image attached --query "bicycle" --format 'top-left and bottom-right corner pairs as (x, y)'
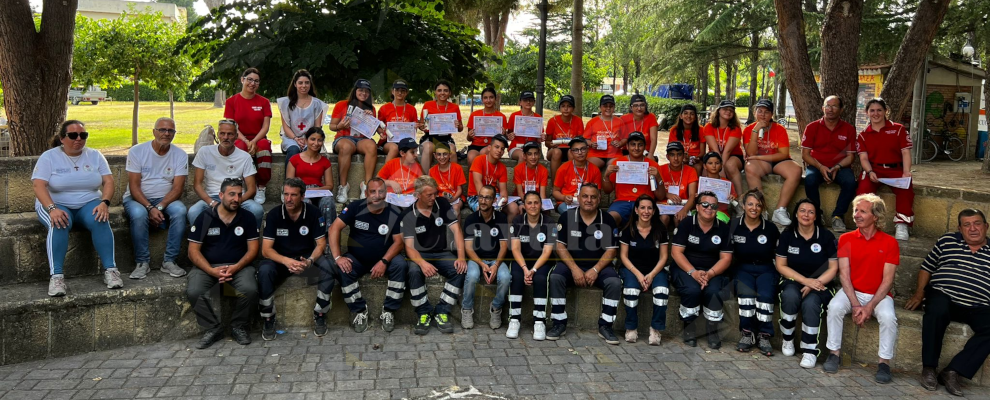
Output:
(920, 128), (965, 162)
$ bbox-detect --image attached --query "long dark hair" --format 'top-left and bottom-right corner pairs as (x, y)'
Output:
(51, 120), (85, 148)
(788, 198), (825, 229)
(286, 69), (318, 111)
(710, 108), (740, 129)
(346, 83), (374, 111)
(622, 195), (666, 245)
(675, 111), (701, 142)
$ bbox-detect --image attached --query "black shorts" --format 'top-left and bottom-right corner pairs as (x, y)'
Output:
(554, 147), (570, 162)
(419, 134), (455, 146)
(467, 144), (487, 153)
(728, 154), (744, 165)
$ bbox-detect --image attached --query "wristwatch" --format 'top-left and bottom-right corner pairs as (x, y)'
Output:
(156, 204), (164, 211)
(381, 258), (390, 265)
(101, 199), (111, 206)
(46, 204), (57, 213)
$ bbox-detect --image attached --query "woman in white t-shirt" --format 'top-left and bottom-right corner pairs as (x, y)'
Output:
(277, 69), (327, 166)
(31, 120), (121, 297)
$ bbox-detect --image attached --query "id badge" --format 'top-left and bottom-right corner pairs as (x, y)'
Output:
(525, 181), (536, 193)
(596, 134), (608, 151)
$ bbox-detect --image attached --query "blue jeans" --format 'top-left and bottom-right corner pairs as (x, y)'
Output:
(123, 196), (187, 263)
(463, 260), (510, 310)
(186, 196), (264, 226)
(36, 199), (116, 275)
(284, 143), (302, 166)
(803, 166), (857, 217)
(620, 267), (669, 331)
(607, 200), (635, 225)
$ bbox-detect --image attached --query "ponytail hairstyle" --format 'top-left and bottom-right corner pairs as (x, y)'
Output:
(622, 195), (666, 245)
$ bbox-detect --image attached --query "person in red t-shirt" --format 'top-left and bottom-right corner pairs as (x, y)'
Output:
(743, 99), (801, 227)
(512, 142), (549, 206)
(378, 80), (419, 165)
(584, 95), (626, 169)
(700, 152), (737, 216)
(856, 97), (914, 241)
(620, 94), (660, 159)
(552, 137), (602, 214)
(225, 67), (274, 204)
(468, 134), (512, 220)
(546, 95), (584, 178)
(824, 193), (899, 381)
(285, 127), (336, 224)
(329, 79), (383, 204)
(668, 104), (706, 176)
(429, 142), (467, 215)
(377, 138), (423, 195)
(507, 91), (544, 162)
(658, 141), (698, 226)
(801, 95), (858, 232)
(466, 87), (508, 165)
(703, 100), (744, 199)
(603, 131), (665, 224)
(417, 80), (463, 172)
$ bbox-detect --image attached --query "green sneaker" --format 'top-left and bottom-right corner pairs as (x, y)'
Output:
(435, 313), (454, 333)
(414, 314), (431, 335)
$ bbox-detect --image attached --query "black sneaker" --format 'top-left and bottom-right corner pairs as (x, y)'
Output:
(262, 317), (277, 341)
(546, 322), (567, 340)
(706, 321), (721, 350)
(414, 314), (431, 335)
(757, 333), (774, 356)
(876, 362), (892, 384)
(195, 329), (223, 349)
(435, 313), (454, 334)
(313, 314), (328, 337)
(737, 330), (755, 352)
(823, 353), (841, 373)
(598, 325), (619, 345)
(682, 322), (697, 347)
(231, 327), (251, 345)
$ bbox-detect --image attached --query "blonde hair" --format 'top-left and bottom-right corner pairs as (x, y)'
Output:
(413, 175), (439, 196)
(852, 193), (887, 230)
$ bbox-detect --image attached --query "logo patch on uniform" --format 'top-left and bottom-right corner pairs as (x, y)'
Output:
(164, 167), (173, 176)
(811, 243), (822, 253)
(474, 230), (482, 237)
(299, 226), (309, 235)
(490, 228), (499, 236)
(190, 226), (196, 233)
(355, 221), (370, 230)
(509, 226), (514, 234)
(594, 230), (603, 240)
(226, 165), (236, 174)
(276, 228), (289, 236)
(378, 224), (389, 235)
(318, 217), (326, 227)
(711, 235), (722, 245)
(83, 164), (93, 172)
(435, 217), (443, 227)
(757, 235), (767, 244)
(415, 226), (426, 234)
(733, 235), (746, 244)
(208, 227), (220, 236)
(234, 226), (244, 236)
(688, 235), (700, 244)
(570, 230), (581, 237)
(520, 236), (531, 243)
(788, 246), (800, 255)
(838, 135), (847, 140)
(557, 224), (563, 232)
(537, 232), (547, 242)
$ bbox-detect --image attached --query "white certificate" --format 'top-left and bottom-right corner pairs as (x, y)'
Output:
(349, 110), (380, 138)
(879, 177), (912, 189)
(541, 199), (554, 211)
(428, 113), (458, 135)
(615, 162), (649, 185)
(387, 122), (417, 143)
(514, 116), (544, 138)
(698, 177), (733, 204)
(597, 135), (608, 151)
(657, 204), (684, 215)
(385, 193), (416, 207)
(305, 189), (333, 199)
(474, 116), (504, 137)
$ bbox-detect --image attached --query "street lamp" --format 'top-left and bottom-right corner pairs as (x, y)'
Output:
(962, 39), (975, 59)
(535, 0), (549, 116)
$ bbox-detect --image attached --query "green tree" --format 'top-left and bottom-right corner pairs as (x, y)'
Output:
(73, 12), (198, 145)
(157, 0), (198, 25)
(487, 40), (605, 103)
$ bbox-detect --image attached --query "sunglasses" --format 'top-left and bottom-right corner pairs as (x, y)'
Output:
(155, 128), (177, 134)
(222, 177), (244, 186)
(699, 202), (718, 210)
(65, 132), (89, 140)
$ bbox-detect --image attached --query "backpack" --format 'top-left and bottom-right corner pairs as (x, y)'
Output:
(194, 125), (217, 153)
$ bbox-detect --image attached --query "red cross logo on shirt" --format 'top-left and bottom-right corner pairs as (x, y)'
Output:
(297, 122), (307, 131)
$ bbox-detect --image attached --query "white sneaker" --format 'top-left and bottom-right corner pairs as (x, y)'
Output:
(533, 321), (546, 341)
(359, 182), (367, 199)
(781, 340), (795, 356)
(506, 320), (521, 339)
(895, 223), (909, 241)
(336, 184), (349, 204)
(48, 274), (66, 297)
(648, 328), (662, 346)
(772, 207), (792, 226)
(625, 329), (638, 343)
(800, 353), (817, 368)
(255, 186), (266, 204)
(104, 268), (123, 289)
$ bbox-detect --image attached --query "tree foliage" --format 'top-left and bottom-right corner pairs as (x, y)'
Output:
(183, 0), (493, 104)
(487, 40), (606, 101)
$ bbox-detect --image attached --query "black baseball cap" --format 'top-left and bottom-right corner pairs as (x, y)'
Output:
(630, 94), (647, 105)
(599, 95), (616, 106)
(559, 95), (575, 107)
(716, 100), (735, 110)
(666, 141), (685, 153)
(523, 141), (541, 153)
(398, 137), (418, 151)
(354, 79), (372, 89)
(519, 91), (535, 101)
(492, 134), (509, 147)
(680, 104), (698, 114)
(568, 137), (588, 147)
(392, 80), (408, 90)
(627, 131), (646, 144)
(702, 151), (722, 164)
(754, 99), (774, 111)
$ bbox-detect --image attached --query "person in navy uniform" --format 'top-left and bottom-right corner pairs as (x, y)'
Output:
(507, 191), (557, 340)
(731, 189), (781, 355)
(461, 185), (511, 330)
(617, 195), (669, 345)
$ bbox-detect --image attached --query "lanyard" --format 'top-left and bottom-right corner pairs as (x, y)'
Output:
(633, 117), (644, 134)
(484, 159), (498, 186)
(601, 117), (615, 138)
(391, 102), (412, 122)
(571, 162), (588, 187)
(664, 167), (684, 190)
(437, 164), (453, 191)
(716, 126), (729, 152)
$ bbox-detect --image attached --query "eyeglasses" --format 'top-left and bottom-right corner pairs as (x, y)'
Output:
(244, 78), (260, 84)
(155, 128), (177, 134)
(823, 105), (841, 110)
(699, 202), (718, 210)
(65, 132), (89, 140)
(570, 147), (588, 153)
(477, 195), (495, 201)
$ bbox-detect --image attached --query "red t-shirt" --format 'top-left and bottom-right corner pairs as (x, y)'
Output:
(330, 100), (377, 142)
(553, 161), (602, 199)
(224, 93), (272, 139)
(620, 113), (659, 150)
(377, 158), (423, 194)
(545, 115), (584, 149)
(801, 119), (857, 168)
(430, 163), (467, 200)
(658, 164), (698, 199)
(703, 123), (744, 156)
(606, 156), (662, 202)
(668, 126), (704, 158)
(288, 154), (332, 187)
(743, 123), (790, 156)
(583, 116), (626, 159)
(838, 229), (900, 296)
(420, 100), (462, 136)
(856, 120), (912, 165)
(513, 163), (549, 195)
(467, 155), (507, 196)
(377, 102), (419, 146)
(507, 111), (543, 150)
(467, 110), (508, 147)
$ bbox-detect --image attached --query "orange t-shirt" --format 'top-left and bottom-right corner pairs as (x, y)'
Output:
(467, 155), (507, 196)
(620, 113), (659, 150)
(703, 123), (744, 156)
(583, 116), (626, 159)
(430, 163), (467, 200)
(553, 161), (602, 200)
(376, 158), (423, 194)
(420, 100), (462, 136)
(658, 164), (699, 199)
(466, 110), (508, 147)
(377, 102), (419, 146)
(545, 115), (585, 149)
(742, 123), (789, 156)
(507, 111), (543, 150)
(667, 126), (703, 158)
(513, 163), (549, 195)
(331, 100), (377, 142)
(606, 156), (662, 202)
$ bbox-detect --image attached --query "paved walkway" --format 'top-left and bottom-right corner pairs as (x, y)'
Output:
(0, 326), (979, 399)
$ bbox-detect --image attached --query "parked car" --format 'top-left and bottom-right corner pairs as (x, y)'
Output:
(68, 86), (107, 105)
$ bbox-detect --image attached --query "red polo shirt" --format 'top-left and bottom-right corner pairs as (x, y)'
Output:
(668, 126), (703, 158)
(607, 156), (662, 202)
(420, 100), (462, 135)
(856, 120), (912, 165)
(838, 229), (900, 296)
(801, 118), (856, 168)
(553, 161), (602, 199)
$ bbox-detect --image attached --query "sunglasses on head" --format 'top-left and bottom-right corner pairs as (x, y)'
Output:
(65, 132), (89, 140)
(699, 202), (718, 210)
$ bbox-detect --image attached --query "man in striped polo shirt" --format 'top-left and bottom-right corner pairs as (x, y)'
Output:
(906, 208), (990, 396)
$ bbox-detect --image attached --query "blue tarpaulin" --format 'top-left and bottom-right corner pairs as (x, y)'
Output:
(647, 84), (694, 100)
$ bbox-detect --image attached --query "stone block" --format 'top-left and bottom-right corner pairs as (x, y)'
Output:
(6, 164), (37, 213)
(0, 237), (16, 284)
(95, 303), (135, 350)
(51, 307), (95, 358)
(911, 196), (950, 238)
(2, 311), (49, 364)
(109, 165), (127, 205)
(0, 171), (7, 214)
(135, 293), (199, 344)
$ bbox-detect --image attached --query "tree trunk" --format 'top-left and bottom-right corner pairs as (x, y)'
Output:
(748, 31), (760, 103)
(879, 0), (951, 121)
(774, 0), (823, 132)
(804, 0), (819, 13)
(0, 0), (78, 156)
(611, 59), (616, 93)
(725, 60), (734, 100)
(776, 75), (787, 116)
(622, 63), (629, 94)
(213, 89), (226, 108)
(714, 57), (722, 104)
(820, 0), (864, 125)
(169, 90), (175, 120)
(132, 69), (140, 146)
(570, 0), (584, 115)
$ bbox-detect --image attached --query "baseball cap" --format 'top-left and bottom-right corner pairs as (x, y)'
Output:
(716, 100), (735, 110)
(354, 79), (372, 89)
(754, 99), (774, 111)
(559, 95), (575, 107)
(492, 134), (509, 147)
(630, 94), (647, 105)
(392, 80), (408, 90)
(666, 141), (685, 153)
(522, 141), (541, 153)
(627, 131), (646, 144)
(432, 140), (451, 153)
(680, 104), (698, 114)
(599, 95), (616, 106)
(519, 91), (536, 101)
(397, 137), (418, 151)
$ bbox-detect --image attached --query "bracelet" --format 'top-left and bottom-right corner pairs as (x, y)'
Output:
(145, 204), (154, 211)
(687, 268), (697, 275)
(333, 255), (341, 261)
(101, 199), (110, 206)
(208, 200), (216, 207)
(381, 258), (390, 265)
(866, 170), (874, 175)
(46, 204), (57, 213)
